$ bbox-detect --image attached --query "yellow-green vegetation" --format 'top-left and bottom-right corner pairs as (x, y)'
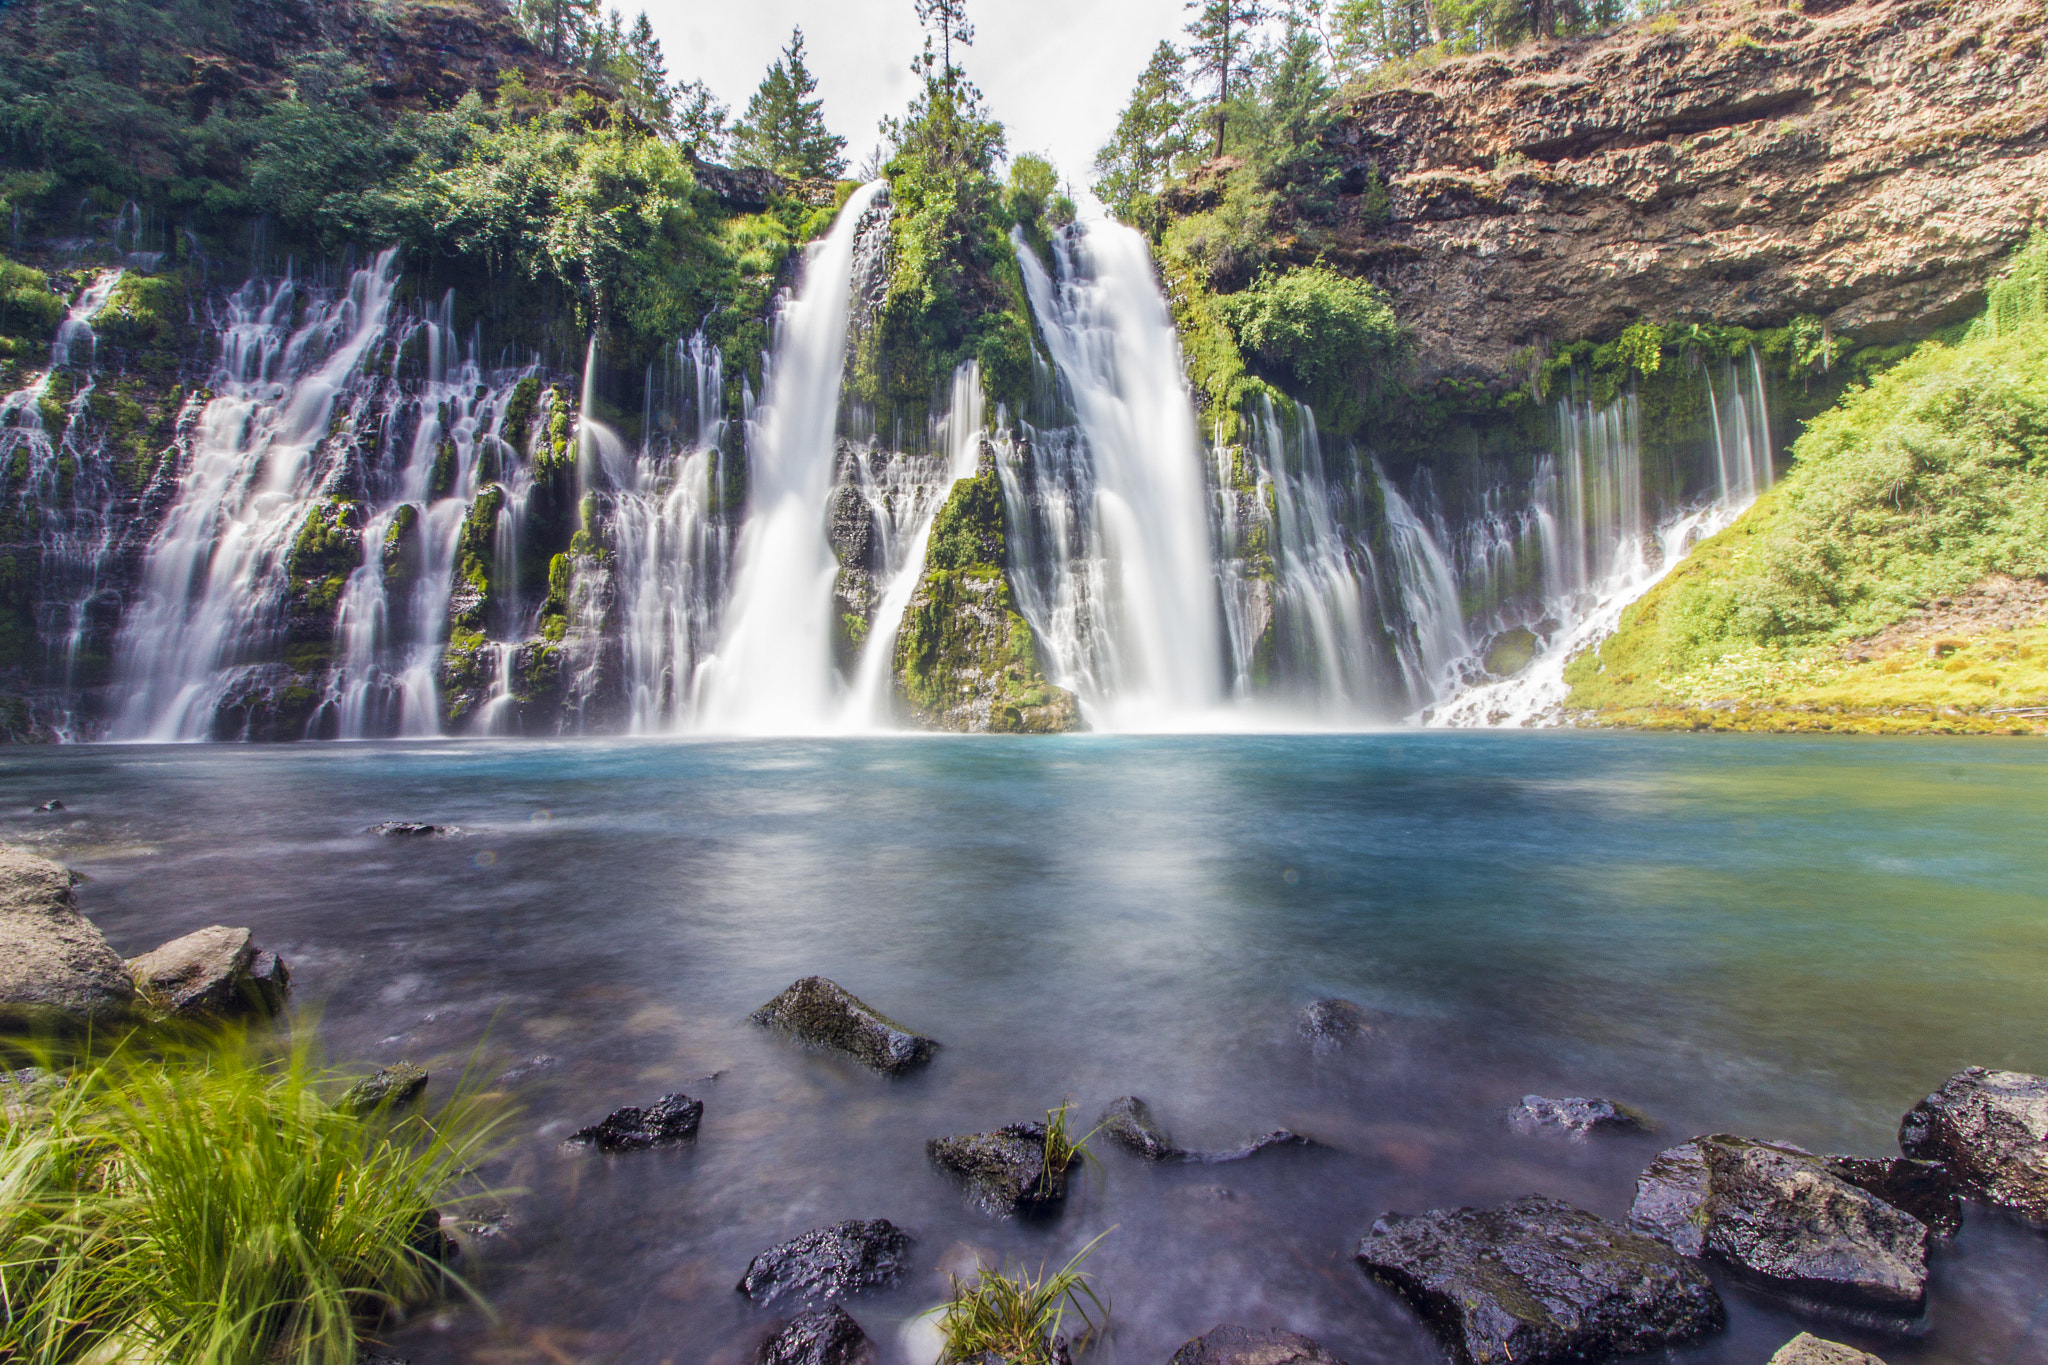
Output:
(0, 1035), (494, 1365)
(1040, 1101), (1101, 1185)
(930, 1230), (1111, 1365)
(1567, 235), (2048, 731)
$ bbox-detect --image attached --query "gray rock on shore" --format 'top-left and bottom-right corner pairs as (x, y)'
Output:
(1769, 1334), (1889, 1365)
(1899, 1067), (2048, 1221)
(1629, 1135), (1931, 1312)
(0, 846), (139, 1030)
(751, 977), (938, 1076)
(756, 1305), (873, 1365)
(928, 1122), (1071, 1217)
(126, 925), (290, 1021)
(1510, 1095), (1656, 1138)
(736, 1219), (913, 1308)
(1168, 1325), (1347, 1364)
(1356, 1195), (1724, 1365)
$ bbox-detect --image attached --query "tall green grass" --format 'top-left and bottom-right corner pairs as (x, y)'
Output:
(0, 1036), (497, 1365)
(931, 1230), (1113, 1365)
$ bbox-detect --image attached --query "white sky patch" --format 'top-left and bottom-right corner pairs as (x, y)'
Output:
(629, 0), (1190, 190)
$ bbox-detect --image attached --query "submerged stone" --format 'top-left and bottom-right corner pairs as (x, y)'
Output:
(342, 1062), (430, 1116)
(1168, 1325), (1347, 1365)
(368, 821), (462, 837)
(0, 846), (138, 1032)
(1099, 1095), (1188, 1161)
(756, 1304), (873, 1365)
(736, 1218), (913, 1308)
(1899, 1067), (2048, 1221)
(1510, 1095), (1656, 1138)
(1297, 998), (1378, 1054)
(126, 924), (290, 1021)
(1768, 1334), (1888, 1365)
(567, 1093), (703, 1151)
(33, 799), (63, 812)
(751, 977), (938, 1075)
(1629, 1135), (1930, 1312)
(928, 1122), (1071, 1217)
(1356, 1194), (1724, 1365)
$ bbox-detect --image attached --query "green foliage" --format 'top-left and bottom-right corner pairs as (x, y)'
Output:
(924, 465), (1006, 572)
(730, 28), (848, 180)
(1092, 42), (1193, 224)
(1213, 264), (1404, 430)
(500, 377), (541, 456)
(930, 1230), (1112, 1365)
(1568, 236), (2048, 711)
(1184, 0), (1272, 157)
(1613, 320), (1663, 377)
(0, 259), (63, 342)
(0, 1034), (495, 1365)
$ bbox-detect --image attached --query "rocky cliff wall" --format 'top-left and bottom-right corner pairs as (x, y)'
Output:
(1321, 0), (2048, 381)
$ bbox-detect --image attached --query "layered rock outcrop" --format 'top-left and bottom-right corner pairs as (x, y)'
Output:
(1315, 0), (2048, 379)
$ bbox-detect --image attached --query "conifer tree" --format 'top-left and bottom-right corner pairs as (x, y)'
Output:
(1184, 0), (1271, 156)
(914, 0), (976, 84)
(1092, 41), (1192, 220)
(731, 27), (849, 180)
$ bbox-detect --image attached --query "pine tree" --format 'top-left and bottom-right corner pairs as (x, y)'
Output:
(1092, 41), (1192, 220)
(913, 0), (975, 84)
(730, 28), (848, 180)
(616, 12), (674, 131)
(676, 79), (731, 160)
(1184, 0), (1271, 157)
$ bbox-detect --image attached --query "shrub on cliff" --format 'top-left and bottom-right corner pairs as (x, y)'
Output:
(1567, 234), (2048, 710)
(1214, 264), (1405, 431)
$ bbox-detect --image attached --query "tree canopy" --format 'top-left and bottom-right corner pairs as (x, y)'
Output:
(730, 27), (849, 180)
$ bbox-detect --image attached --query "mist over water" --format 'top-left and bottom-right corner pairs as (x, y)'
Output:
(9, 734), (2046, 1364)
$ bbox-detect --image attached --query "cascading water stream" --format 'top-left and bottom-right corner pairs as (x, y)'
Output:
(693, 181), (887, 734)
(1013, 219), (1224, 726)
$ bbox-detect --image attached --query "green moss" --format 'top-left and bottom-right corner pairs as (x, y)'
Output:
(382, 502), (420, 583)
(0, 258), (62, 343)
(499, 376), (540, 455)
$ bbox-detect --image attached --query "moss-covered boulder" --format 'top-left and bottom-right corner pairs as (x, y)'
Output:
(891, 451), (1080, 733)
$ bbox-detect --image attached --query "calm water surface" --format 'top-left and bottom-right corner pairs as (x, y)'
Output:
(3, 733), (2045, 1365)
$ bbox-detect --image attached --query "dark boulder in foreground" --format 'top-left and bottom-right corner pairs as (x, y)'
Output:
(928, 1122), (1070, 1217)
(1899, 1067), (2048, 1221)
(751, 977), (938, 1075)
(126, 925), (291, 1021)
(0, 846), (138, 1031)
(567, 1093), (703, 1151)
(1769, 1333), (1888, 1365)
(1168, 1324), (1347, 1364)
(1510, 1095), (1656, 1138)
(1629, 1136), (1930, 1312)
(1097, 1095), (1315, 1164)
(736, 1219), (913, 1308)
(368, 821), (463, 837)
(1357, 1194), (1724, 1365)
(1298, 998), (1379, 1054)
(756, 1304), (873, 1365)
(342, 1063), (430, 1116)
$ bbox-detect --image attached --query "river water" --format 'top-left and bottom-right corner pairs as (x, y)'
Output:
(3, 735), (2044, 1365)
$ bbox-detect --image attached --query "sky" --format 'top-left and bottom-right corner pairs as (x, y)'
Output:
(630, 0), (1191, 192)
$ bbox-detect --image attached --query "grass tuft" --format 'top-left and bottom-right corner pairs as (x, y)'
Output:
(1041, 1101), (1102, 1186)
(931, 1229), (1113, 1365)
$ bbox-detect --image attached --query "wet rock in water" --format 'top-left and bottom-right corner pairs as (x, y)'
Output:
(1510, 1095), (1656, 1138)
(737, 1219), (913, 1308)
(567, 1093), (703, 1151)
(1768, 1333), (1888, 1365)
(751, 976), (938, 1075)
(757, 1304), (873, 1365)
(0, 846), (139, 1031)
(368, 821), (462, 837)
(1298, 998), (1377, 1054)
(33, 799), (63, 812)
(1168, 1324), (1348, 1364)
(498, 1053), (557, 1082)
(1629, 1136), (1930, 1312)
(1099, 1095), (1188, 1161)
(1356, 1194), (1724, 1365)
(125, 925), (290, 1021)
(1824, 1156), (1963, 1239)
(357, 1353), (411, 1365)
(928, 1122), (1070, 1217)
(1, 1066), (65, 1121)
(341, 1062), (429, 1116)
(1898, 1067), (2048, 1221)
(1202, 1129), (1314, 1162)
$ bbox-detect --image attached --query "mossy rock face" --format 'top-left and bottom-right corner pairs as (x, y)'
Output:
(891, 452), (1081, 734)
(1482, 626), (1539, 679)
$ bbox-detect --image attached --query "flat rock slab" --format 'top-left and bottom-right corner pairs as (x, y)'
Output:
(1168, 1324), (1348, 1364)
(342, 1063), (429, 1116)
(1769, 1334), (1889, 1365)
(1510, 1095), (1655, 1138)
(736, 1219), (912, 1308)
(1900, 1067), (2048, 1221)
(1630, 1135), (1929, 1312)
(757, 1304), (873, 1365)
(126, 924), (290, 1021)
(568, 1093), (702, 1151)
(0, 846), (138, 1031)
(928, 1122), (1069, 1217)
(1098, 1096), (1314, 1164)
(751, 977), (937, 1075)
(1357, 1194), (1724, 1365)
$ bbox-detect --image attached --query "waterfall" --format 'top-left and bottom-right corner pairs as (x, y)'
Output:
(843, 360), (985, 727)
(1378, 468), (1471, 703)
(693, 180), (887, 733)
(1428, 352), (1776, 727)
(1012, 219), (1224, 726)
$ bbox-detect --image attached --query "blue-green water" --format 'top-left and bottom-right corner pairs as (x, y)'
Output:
(4, 733), (2045, 1364)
